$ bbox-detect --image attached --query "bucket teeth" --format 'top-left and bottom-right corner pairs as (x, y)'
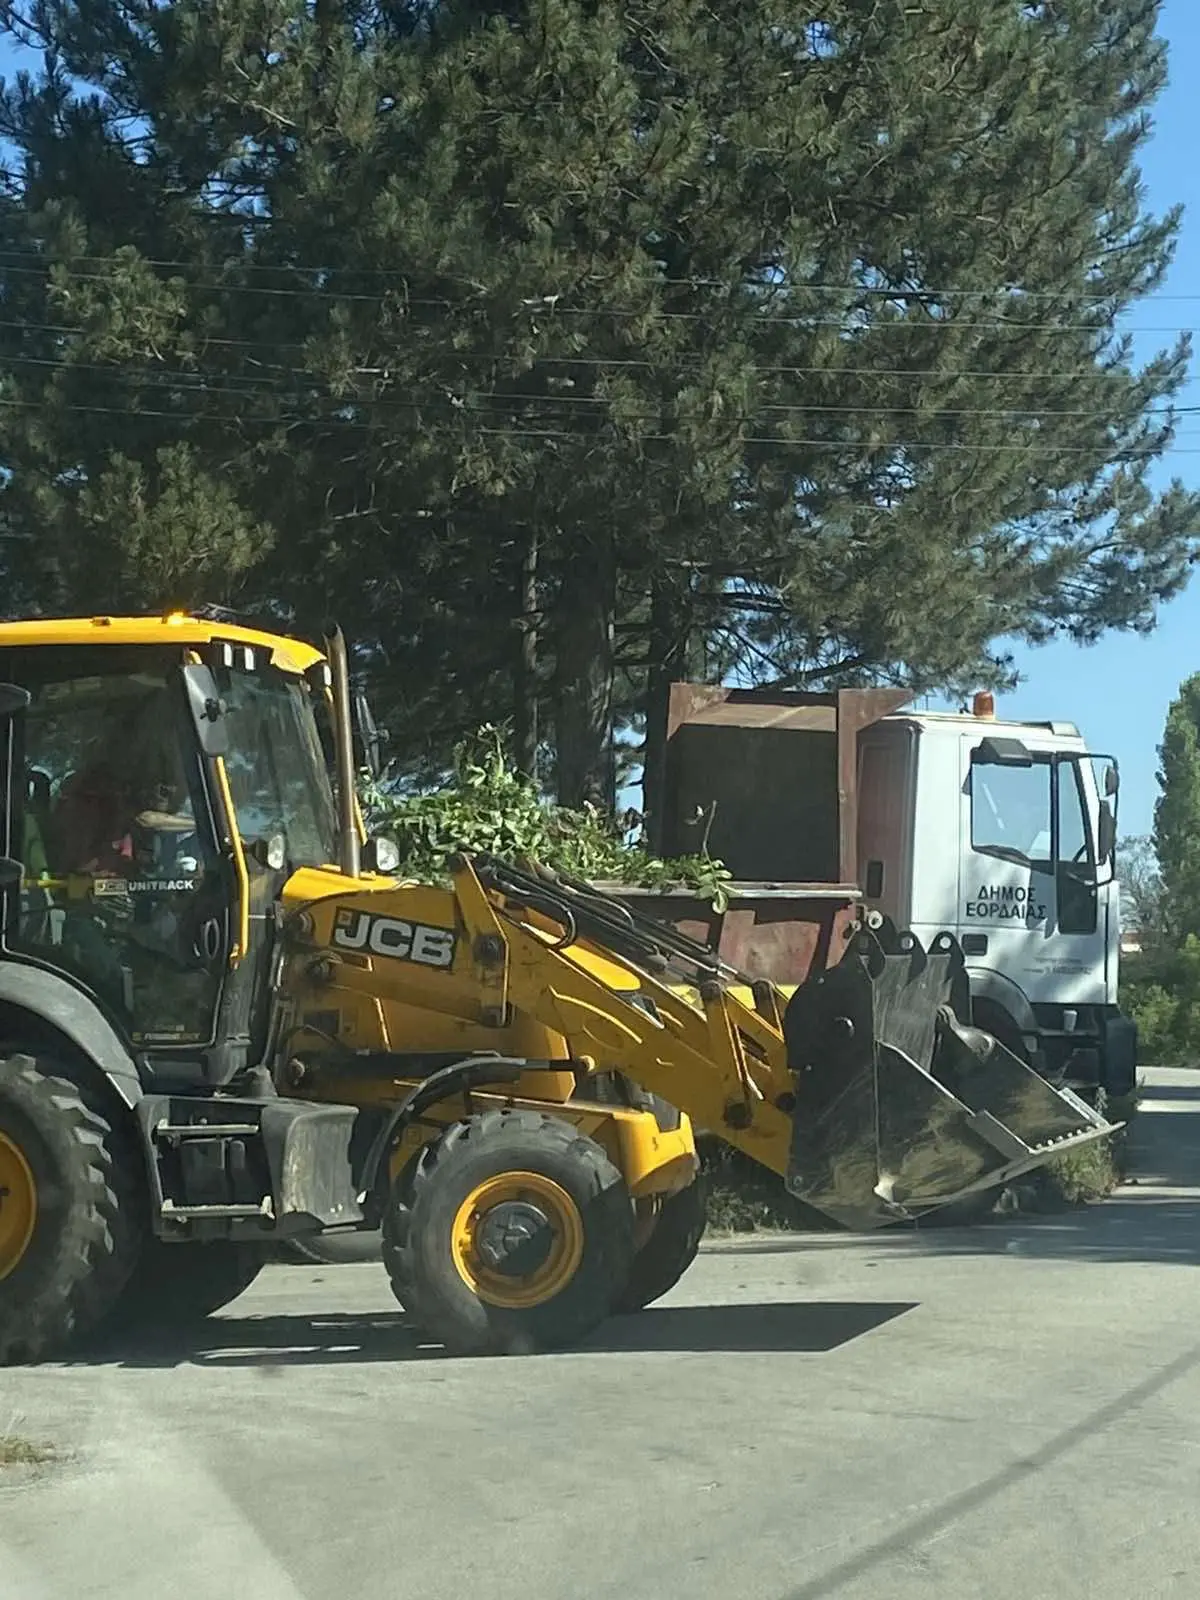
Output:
(784, 926), (1116, 1229)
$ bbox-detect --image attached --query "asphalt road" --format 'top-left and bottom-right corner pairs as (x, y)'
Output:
(5, 1067), (1200, 1600)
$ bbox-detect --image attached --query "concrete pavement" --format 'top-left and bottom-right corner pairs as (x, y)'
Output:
(4, 1067), (1200, 1600)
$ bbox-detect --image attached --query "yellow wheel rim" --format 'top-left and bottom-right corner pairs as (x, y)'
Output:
(451, 1171), (585, 1310)
(0, 1130), (37, 1281)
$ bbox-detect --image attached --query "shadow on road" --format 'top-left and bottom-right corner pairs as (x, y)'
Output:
(65, 1299), (916, 1370)
(715, 1193), (1200, 1266)
(74, 1310), (433, 1369)
(584, 1299), (915, 1354)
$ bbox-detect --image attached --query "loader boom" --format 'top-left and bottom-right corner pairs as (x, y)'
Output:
(280, 850), (1116, 1230)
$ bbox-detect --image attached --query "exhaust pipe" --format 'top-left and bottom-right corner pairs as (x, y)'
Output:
(324, 624), (361, 881)
(783, 924), (1117, 1229)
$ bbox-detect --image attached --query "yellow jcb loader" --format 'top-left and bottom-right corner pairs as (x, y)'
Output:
(0, 615), (1115, 1359)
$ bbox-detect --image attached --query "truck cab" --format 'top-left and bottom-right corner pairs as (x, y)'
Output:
(645, 681), (1135, 1101)
(858, 704), (1133, 1095)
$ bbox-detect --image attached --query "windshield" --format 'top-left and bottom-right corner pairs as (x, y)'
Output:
(216, 667), (339, 868)
(970, 751), (1109, 876)
(969, 757), (1053, 866)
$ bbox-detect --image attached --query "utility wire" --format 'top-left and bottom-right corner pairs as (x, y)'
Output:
(0, 260), (1193, 333)
(0, 246), (1193, 306)
(0, 349), (1192, 424)
(0, 317), (1183, 383)
(0, 393), (1190, 452)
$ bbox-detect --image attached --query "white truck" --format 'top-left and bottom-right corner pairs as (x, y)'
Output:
(645, 683), (1135, 1102)
(857, 693), (1133, 1097)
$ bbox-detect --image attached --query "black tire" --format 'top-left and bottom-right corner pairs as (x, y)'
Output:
(383, 1110), (634, 1355)
(972, 1002), (1029, 1065)
(0, 1052), (144, 1365)
(617, 1175), (707, 1314)
(113, 1240), (264, 1327)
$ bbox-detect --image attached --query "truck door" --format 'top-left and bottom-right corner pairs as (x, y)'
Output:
(961, 735), (1113, 1061)
(962, 736), (1057, 967)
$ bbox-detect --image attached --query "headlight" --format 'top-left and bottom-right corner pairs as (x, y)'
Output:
(364, 836), (401, 875)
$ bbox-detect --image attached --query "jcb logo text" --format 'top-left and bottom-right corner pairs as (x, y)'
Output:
(332, 909), (456, 969)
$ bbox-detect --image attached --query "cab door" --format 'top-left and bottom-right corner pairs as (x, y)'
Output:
(0, 644), (230, 1054)
(961, 735), (1109, 1008)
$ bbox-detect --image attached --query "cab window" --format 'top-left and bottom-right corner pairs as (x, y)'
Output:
(969, 759), (1052, 866)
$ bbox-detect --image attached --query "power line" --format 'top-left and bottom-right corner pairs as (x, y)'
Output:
(0, 246), (1193, 306)
(0, 260), (1193, 333)
(0, 349), (1193, 425)
(0, 365), (1194, 439)
(0, 393), (1188, 453)
(0, 317), (1185, 383)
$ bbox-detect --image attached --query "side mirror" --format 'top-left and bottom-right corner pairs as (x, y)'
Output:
(1104, 763), (1119, 797)
(182, 664), (229, 758)
(354, 691), (383, 779)
(1097, 800), (1116, 865)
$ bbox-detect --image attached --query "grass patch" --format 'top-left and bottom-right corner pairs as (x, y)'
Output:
(1039, 1087), (1138, 1206)
(700, 1140), (838, 1235)
(0, 1436), (55, 1469)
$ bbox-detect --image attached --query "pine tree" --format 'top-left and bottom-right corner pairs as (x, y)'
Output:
(1154, 676), (1200, 939)
(0, 1), (1194, 806)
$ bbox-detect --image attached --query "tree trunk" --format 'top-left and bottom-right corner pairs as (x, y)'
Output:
(513, 526), (539, 779)
(642, 575), (692, 853)
(555, 534), (615, 810)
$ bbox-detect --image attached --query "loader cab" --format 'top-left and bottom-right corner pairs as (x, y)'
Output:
(0, 619), (342, 1089)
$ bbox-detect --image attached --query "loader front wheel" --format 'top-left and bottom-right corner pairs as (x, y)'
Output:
(384, 1111), (634, 1354)
(0, 1052), (142, 1365)
(617, 1176), (708, 1314)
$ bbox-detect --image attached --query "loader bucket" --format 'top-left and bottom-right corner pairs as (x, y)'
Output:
(782, 925), (1116, 1229)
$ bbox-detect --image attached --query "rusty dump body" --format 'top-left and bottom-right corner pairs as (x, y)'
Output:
(630, 680), (915, 987)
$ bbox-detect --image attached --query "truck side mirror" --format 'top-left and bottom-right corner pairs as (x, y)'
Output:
(1104, 764), (1119, 797)
(1097, 800), (1116, 865)
(182, 664), (230, 758)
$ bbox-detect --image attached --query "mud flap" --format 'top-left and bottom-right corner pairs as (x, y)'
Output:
(783, 925), (1116, 1229)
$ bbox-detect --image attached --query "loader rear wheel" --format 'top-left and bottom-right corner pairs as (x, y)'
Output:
(0, 1052), (143, 1365)
(384, 1110), (634, 1355)
(112, 1241), (264, 1328)
(617, 1175), (708, 1314)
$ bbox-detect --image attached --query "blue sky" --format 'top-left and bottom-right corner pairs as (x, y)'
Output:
(926, 0), (1200, 840)
(0, 9), (1197, 838)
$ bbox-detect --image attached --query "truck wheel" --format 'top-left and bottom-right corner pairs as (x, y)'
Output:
(113, 1241), (264, 1327)
(617, 1176), (707, 1314)
(0, 1052), (143, 1364)
(383, 1110), (634, 1355)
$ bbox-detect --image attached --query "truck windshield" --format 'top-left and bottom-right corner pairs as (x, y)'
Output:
(217, 667), (339, 868)
(970, 753), (1098, 872)
(970, 759), (1052, 866)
